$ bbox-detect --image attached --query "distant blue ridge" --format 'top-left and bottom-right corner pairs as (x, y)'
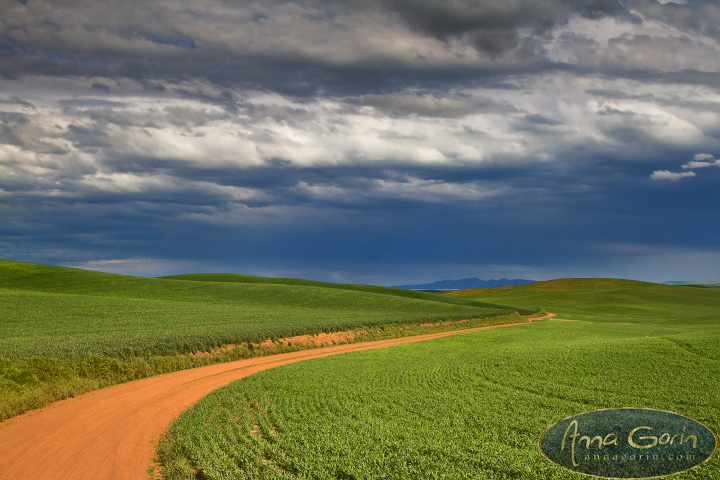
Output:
(393, 278), (536, 290)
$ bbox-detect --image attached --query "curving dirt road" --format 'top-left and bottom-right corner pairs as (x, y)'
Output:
(0, 317), (550, 480)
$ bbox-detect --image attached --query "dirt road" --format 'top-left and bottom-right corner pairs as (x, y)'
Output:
(0, 318), (547, 479)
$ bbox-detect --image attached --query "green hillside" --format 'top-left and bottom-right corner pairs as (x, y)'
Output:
(0, 258), (534, 421)
(160, 278), (720, 480)
(0, 259), (531, 360)
(161, 272), (515, 308)
(445, 278), (720, 325)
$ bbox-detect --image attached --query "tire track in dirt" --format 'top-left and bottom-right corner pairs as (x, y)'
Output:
(0, 315), (553, 480)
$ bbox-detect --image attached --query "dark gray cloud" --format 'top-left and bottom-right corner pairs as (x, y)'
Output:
(0, 95), (34, 108)
(0, 111), (28, 147)
(0, 0), (697, 93)
(361, 92), (516, 118)
(388, 0), (639, 55)
(513, 113), (569, 135)
(65, 123), (112, 148)
(91, 82), (111, 92)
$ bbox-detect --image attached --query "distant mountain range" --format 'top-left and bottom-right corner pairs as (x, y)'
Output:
(393, 278), (536, 290)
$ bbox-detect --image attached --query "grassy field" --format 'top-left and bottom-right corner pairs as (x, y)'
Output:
(159, 279), (720, 479)
(0, 259), (528, 421)
(0, 260), (527, 360)
(444, 278), (720, 326)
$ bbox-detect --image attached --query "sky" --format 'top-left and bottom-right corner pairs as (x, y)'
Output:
(1, 0), (720, 285)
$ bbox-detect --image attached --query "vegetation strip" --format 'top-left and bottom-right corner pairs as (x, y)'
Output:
(0, 313), (529, 422)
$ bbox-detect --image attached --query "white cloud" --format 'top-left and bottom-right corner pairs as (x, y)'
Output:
(650, 170), (696, 180)
(682, 154), (720, 169)
(363, 93), (474, 118)
(682, 160), (719, 169)
(4, 72), (720, 213)
(294, 176), (505, 205)
(653, 153), (720, 179)
(372, 177), (504, 202)
(64, 258), (206, 277)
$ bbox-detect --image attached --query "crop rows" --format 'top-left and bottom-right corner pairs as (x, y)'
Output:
(159, 286), (720, 479)
(0, 260), (525, 360)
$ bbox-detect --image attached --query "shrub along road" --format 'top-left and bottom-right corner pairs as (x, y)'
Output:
(0, 317), (550, 480)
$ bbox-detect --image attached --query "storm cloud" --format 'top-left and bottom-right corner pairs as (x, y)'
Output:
(1, 0), (720, 284)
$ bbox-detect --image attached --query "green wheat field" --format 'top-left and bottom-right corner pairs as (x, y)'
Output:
(159, 280), (720, 479)
(2, 259), (719, 479)
(0, 259), (526, 421)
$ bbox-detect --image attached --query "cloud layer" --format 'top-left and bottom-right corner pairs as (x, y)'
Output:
(2, 0), (720, 283)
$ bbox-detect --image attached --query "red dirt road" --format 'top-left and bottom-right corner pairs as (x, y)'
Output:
(0, 318), (547, 480)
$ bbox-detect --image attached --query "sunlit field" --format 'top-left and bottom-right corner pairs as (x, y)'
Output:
(160, 280), (720, 479)
(0, 259), (527, 421)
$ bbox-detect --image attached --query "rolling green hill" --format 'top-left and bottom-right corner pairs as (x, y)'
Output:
(160, 278), (720, 480)
(0, 258), (532, 421)
(0, 259), (532, 360)
(161, 272), (516, 308)
(444, 278), (720, 325)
